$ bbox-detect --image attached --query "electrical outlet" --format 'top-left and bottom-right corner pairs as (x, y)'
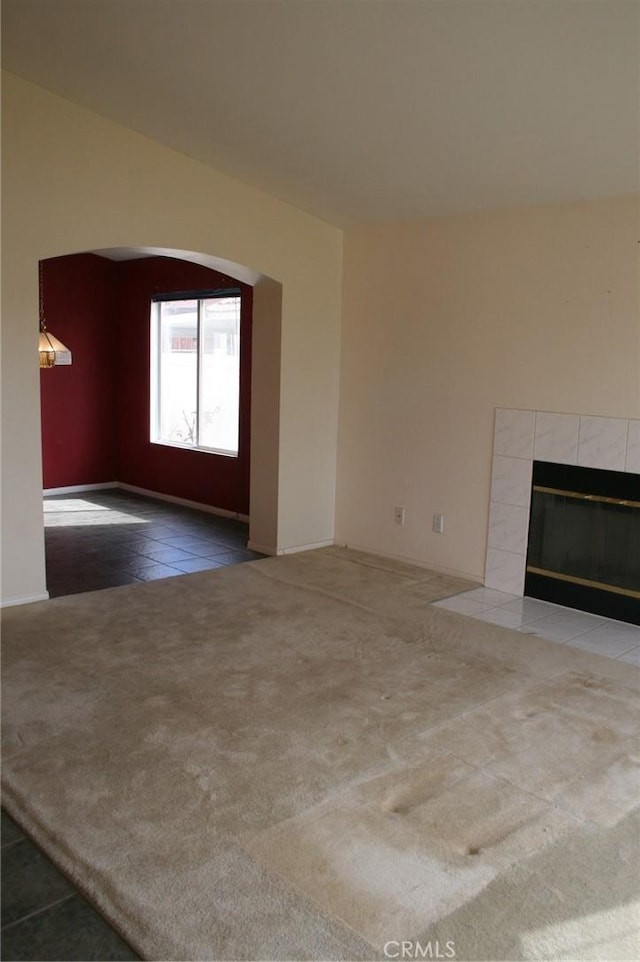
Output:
(394, 506), (405, 525)
(432, 513), (444, 534)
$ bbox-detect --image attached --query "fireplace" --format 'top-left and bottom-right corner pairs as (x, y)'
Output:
(485, 408), (640, 616)
(525, 462), (640, 625)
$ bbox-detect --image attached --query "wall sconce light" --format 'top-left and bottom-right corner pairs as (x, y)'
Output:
(38, 262), (72, 368)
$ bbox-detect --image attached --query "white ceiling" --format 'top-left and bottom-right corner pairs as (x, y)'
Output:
(2, 0), (638, 227)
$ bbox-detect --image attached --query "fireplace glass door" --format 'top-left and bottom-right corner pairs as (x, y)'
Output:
(525, 462), (640, 625)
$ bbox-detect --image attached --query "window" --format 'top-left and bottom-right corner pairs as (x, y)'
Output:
(150, 291), (241, 457)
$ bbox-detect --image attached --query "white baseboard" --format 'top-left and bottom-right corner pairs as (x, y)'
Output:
(247, 539), (334, 557)
(44, 482), (118, 495)
(117, 483), (250, 522)
(42, 480), (250, 523)
(278, 539), (335, 555)
(1, 591), (50, 608)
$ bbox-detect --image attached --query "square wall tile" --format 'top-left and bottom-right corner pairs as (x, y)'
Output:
(491, 456), (533, 508)
(625, 420), (640, 474)
(486, 407), (634, 600)
(534, 412), (579, 465)
(487, 501), (529, 554)
(493, 409), (535, 459)
(577, 416), (627, 471)
(485, 547), (526, 595)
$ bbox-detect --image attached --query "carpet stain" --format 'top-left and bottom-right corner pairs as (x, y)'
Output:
(244, 755), (579, 946)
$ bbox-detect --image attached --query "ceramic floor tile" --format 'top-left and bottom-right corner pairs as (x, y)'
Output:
(575, 621), (640, 644)
(1, 895), (139, 961)
(474, 607), (542, 630)
(1, 839), (74, 927)
(163, 522), (224, 537)
(118, 536), (182, 554)
(134, 544), (199, 564)
(43, 490), (260, 601)
(617, 647), (640, 666)
(433, 589), (638, 661)
(104, 557), (170, 577)
(1, 811), (25, 848)
(527, 621), (592, 644)
(153, 535), (229, 553)
(525, 609), (607, 634)
(46, 556), (104, 573)
(432, 596), (494, 616)
(459, 587), (520, 607)
(130, 564), (184, 582)
(524, 609), (607, 644)
(170, 557), (227, 574)
(98, 546), (148, 565)
(503, 597), (563, 620)
(130, 524), (186, 540)
(565, 627), (640, 659)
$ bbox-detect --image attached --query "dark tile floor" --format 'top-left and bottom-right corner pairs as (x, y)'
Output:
(43, 487), (264, 598)
(1, 811), (139, 961)
(2, 488), (265, 960)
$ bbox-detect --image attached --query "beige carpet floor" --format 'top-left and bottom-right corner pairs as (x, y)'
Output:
(2, 546), (639, 961)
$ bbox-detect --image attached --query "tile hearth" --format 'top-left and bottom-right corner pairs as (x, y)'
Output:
(434, 588), (640, 663)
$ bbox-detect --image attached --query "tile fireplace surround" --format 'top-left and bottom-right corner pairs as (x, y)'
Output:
(485, 409), (640, 596)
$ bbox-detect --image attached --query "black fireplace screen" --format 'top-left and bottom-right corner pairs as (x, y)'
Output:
(525, 462), (640, 625)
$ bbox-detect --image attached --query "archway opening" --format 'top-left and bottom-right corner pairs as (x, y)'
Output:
(39, 246), (282, 597)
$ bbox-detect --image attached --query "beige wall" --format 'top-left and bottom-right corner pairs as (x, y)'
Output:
(336, 196), (640, 581)
(3, 73), (637, 604)
(1, 72), (343, 604)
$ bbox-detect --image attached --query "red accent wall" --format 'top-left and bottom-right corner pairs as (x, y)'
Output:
(40, 254), (252, 514)
(115, 257), (252, 515)
(40, 253), (119, 488)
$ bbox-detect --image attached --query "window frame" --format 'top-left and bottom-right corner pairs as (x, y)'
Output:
(149, 288), (243, 458)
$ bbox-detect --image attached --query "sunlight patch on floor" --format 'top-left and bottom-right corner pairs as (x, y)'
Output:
(520, 900), (640, 959)
(43, 499), (149, 527)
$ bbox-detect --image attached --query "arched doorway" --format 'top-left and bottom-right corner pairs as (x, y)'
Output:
(39, 246), (282, 596)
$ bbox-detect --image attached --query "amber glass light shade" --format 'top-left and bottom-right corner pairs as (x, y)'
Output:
(39, 324), (72, 368)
